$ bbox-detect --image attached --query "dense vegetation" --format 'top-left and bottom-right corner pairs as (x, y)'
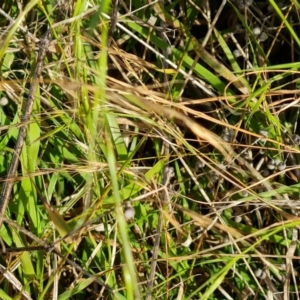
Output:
(1, 0), (300, 299)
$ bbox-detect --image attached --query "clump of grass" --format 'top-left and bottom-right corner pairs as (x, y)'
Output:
(0, 0), (300, 299)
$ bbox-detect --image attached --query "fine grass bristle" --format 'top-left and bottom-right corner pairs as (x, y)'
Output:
(0, 1), (300, 299)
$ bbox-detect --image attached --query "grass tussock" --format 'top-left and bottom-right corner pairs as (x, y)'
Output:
(1, 0), (300, 299)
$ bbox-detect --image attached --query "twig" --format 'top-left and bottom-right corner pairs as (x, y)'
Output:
(0, 31), (53, 238)
(107, 0), (119, 47)
(0, 2), (64, 238)
(146, 166), (173, 299)
(145, 7), (172, 296)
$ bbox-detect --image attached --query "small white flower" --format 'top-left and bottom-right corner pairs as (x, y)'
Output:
(233, 49), (242, 58)
(166, 46), (173, 56)
(94, 223), (112, 232)
(196, 160), (205, 169)
(234, 215), (242, 223)
(236, 0), (253, 10)
(124, 207), (135, 220)
(221, 128), (235, 142)
(277, 162), (286, 171)
(123, 201), (135, 220)
(259, 129), (268, 138)
(209, 171), (219, 183)
(181, 234), (192, 248)
(94, 223), (105, 232)
(255, 268), (267, 279)
(291, 134), (300, 145)
(165, 166), (175, 178)
(260, 271), (267, 279)
(255, 268), (263, 278)
(0, 97), (8, 106)
(274, 159), (281, 166)
(222, 134), (231, 142)
(259, 32), (268, 42)
(253, 27), (261, 36)
(267, 160), (276, 170)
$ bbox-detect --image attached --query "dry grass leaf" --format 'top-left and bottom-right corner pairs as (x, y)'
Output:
(125, 94), (232, 160)
(174, 203), (244, 240)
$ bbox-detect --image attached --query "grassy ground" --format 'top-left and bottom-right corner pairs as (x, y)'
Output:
(1, 0), (300, 299)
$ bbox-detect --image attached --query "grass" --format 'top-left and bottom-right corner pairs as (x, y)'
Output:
(0, 0), (300, 299)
